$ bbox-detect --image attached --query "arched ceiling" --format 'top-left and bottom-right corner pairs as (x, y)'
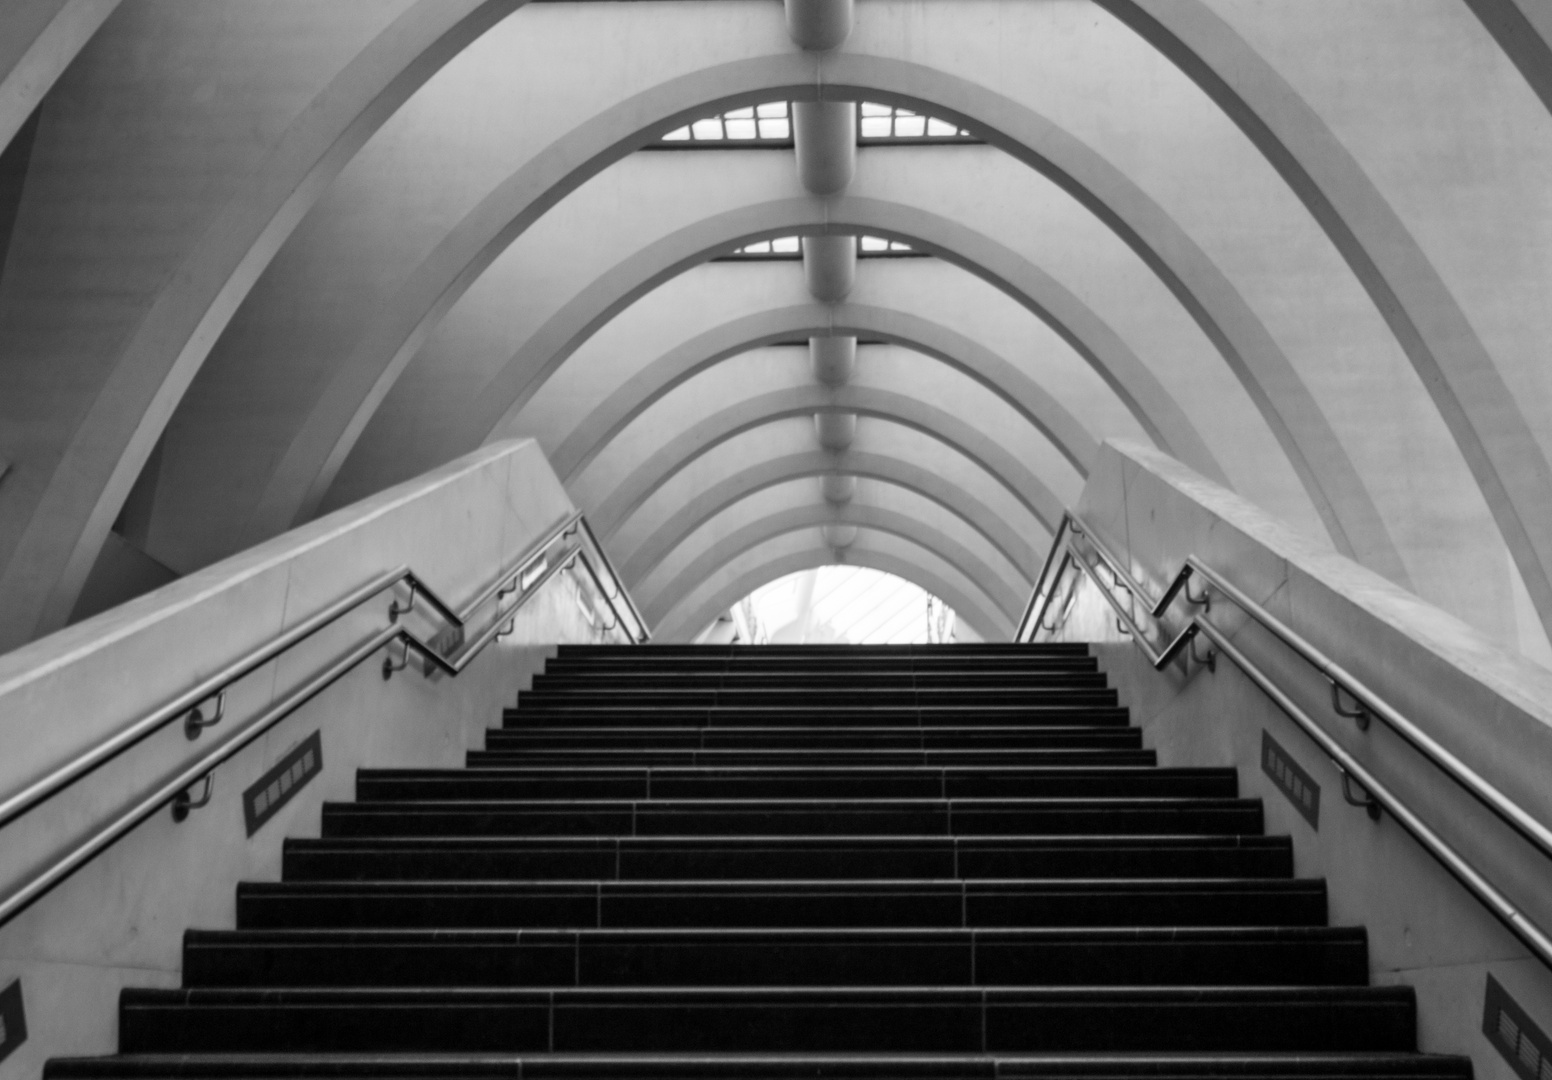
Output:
(1, 0), (1550, 654)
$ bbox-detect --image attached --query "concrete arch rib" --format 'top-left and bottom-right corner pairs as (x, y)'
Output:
(1467, 0), (1552, 119)
(0, 1), (118, 154)
(1096, 0), (1552, 640)
(658, 541), (1011, 644)
(642, 505), (1023, 629)
(619, 450), (1043, 588)
(819, 54), (1408, 583)
(473, 195), (1217, 490)
(0, 0), (526, 647)
(262, 53), (1400, 587)
(551, 302), (1100, 483)
(256, 55), (823, 541)
(588, 386), (1066, 543)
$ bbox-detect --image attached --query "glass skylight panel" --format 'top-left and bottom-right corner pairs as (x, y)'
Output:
(656, 100), (973, 147)
(857, 102), (975, 141)
(722, 235), (919, 260)
(659, 102), (792, 145)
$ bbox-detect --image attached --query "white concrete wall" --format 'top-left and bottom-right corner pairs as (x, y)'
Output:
(1045, 439), (1552, 1078)
(0, 438), (628, 1077)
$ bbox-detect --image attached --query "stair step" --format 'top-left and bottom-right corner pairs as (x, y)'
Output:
(117, 985), (1418, 1054)
(281, 835), (1296, 882)
(319, 798), (1264, 838)
(357, 767), (1237, 802)
(484, 727), (1144, 749)
(183, 926), (1369, 988)
(240, 877), (1326, 929)
(530, 673), (1111, 689)
(467, 750), (1159, 768)
(514, 691), (1121, 710)
(42, 1053), (1476, 1080)
(502, 709), (1134, 729)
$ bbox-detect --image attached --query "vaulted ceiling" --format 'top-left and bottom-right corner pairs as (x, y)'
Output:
(2, 0), (1551, 651)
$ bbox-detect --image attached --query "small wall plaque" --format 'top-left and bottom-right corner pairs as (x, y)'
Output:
(1261, 729), (1320, 829)
(243, 731), (322, 837)
(0, 978), (26, 1065)
(1486, 975), (1552, 1080)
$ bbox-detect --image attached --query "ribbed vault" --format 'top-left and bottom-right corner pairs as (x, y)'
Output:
(1, 0), (1550, 654)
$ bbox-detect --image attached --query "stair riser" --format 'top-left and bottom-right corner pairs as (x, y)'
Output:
(118, 992), (1416, 1054)
(184, 936), (1368, 988)
(319, 804), (1265, 838)
(516, 693), (1121, 710)
(531, 675), (1111, 690)
(354, 774), (1238, 802)
(467, 752), (1159, 768)
(39, 1057), (1476, 1080)
(239, 885), (1326, 930)
(483, 731), (1145, 749)
(502, 711), (1135, 729)
(280, 842), (1296, 881)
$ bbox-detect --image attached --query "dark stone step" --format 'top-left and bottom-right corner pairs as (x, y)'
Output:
(356, 767), (1237, 802)
(555, 644), (1092, 657)
(183, 926), (1369, 988)
(514, 690), (1120, 709)
(502, 709), (1135, 730)
(319, 798), (1264, 839)
(42, 1051), (1475, 1080)
(117, 985), (1417, 1054)
(241, 877), (1324, 930)
(491, 726), (1140, 746)
(280, 834), (1296, 883)
(467, 750), (1158, 769)
(530, 673), (1110, 690)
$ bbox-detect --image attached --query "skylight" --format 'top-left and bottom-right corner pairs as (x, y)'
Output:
(858, 102), (974, 140)
(655, 101), (977, 147)
(739, 566), (957, 645)
(718, 235), (925, 260)
(661, 102), (792, 144)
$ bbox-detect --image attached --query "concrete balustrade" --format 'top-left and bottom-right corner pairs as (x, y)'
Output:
(1046, 439), (1552, 1074)
(0, 438), (633, 1076)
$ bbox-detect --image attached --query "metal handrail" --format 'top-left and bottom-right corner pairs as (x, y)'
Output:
(1033, 510), (1552, 971)
(0, 508), (642, 930)
(574, 516), (651, 643)
(1015, 515), (1073, 641)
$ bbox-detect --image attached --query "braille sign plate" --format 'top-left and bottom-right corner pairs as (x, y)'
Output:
(0, 978), (26, 1065)
(1261, 729), (1320, 829)
(243, 730), (323, 837)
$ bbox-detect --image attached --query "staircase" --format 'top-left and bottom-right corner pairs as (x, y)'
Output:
(50, 643), (1469, 1079)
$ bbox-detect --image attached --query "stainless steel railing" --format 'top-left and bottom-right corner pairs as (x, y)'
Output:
(0, 508), (646, 930)
(1021, 510), (1552, 971)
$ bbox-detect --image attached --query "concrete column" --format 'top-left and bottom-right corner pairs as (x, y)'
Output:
(802, 234), (855, 300)
(814, 411), (857, 450)
(821, 472), (855, 504)
(822, 523), (858, 549)
(793, 101), (855, 196)
(784, 0), (851, 51)
(810, 335), (856, 386)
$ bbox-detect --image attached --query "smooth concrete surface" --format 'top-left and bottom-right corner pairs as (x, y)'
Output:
(1041, 438), (1552, 1075)
(793, 100), (856, 195)
(1, 1), (1551, 661)
(822, 472), (855, 504)
(785, 0), (851, 52)
(809, 335), (857, 387)
(0, 437), (628, 1077)
(814, 411), (857, 451)
(802, 234), (856, 300)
